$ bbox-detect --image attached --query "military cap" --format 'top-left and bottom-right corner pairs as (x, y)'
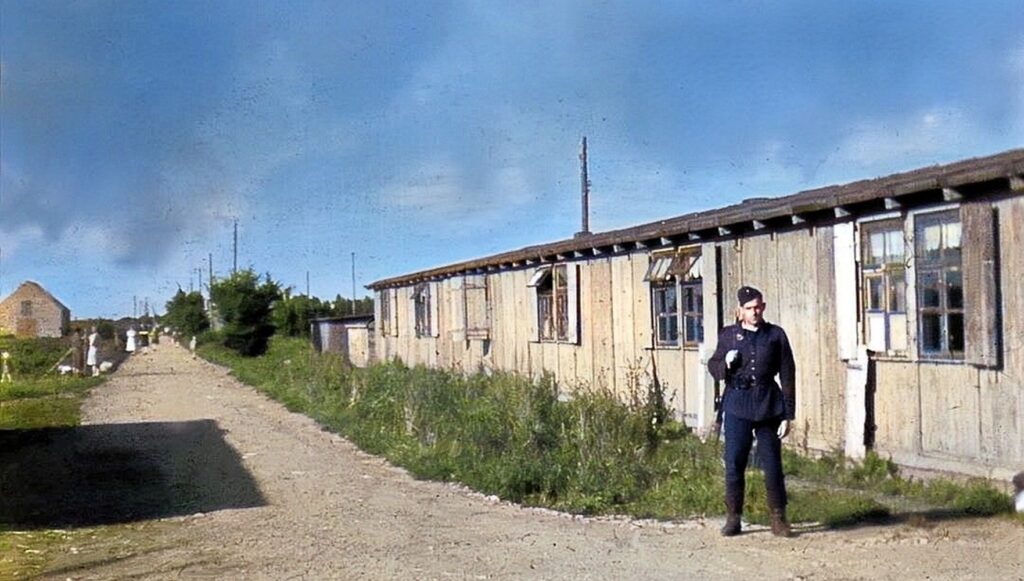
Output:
(736, 285), (763, 305)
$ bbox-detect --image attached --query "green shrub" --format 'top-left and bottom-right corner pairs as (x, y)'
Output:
(209, 270), (281, 356)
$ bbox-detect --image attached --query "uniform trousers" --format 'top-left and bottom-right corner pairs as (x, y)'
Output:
(723, 412), (787, 512)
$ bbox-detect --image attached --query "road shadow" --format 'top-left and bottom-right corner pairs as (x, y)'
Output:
(0, 420), (266, 530)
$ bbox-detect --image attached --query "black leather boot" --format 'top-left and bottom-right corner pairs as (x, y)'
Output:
(720, 512), (742, 536)
(770, 508), (793, 538)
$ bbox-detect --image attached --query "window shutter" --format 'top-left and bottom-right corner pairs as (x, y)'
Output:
(389, 289), (399, 336)
(464, 274), (490, 340)
(429, 282), (441, 338)
(962, 202), (1000, 367)
(528, 272), (539, 341)
(834, 222), (858, 360)
(567, 263), (580, 345)
(374, 290), (383, 336)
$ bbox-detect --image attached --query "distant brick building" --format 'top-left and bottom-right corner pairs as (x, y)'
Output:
(0, 281), (71, 338)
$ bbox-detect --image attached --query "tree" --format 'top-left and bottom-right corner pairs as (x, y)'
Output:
(163, 289), (210, 337)
(209, 270), (281, 356)
(272, 290), (332, 338)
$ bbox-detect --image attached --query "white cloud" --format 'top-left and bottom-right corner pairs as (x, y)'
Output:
(831, 107), (980, 169)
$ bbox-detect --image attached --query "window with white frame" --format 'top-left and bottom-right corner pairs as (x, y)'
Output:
(645, 249), (703, 348)
(860, 219), (908, 354)
(914, 209), (964, 359)
(527, 264), (579, 343)
(413, 283), (432, 338)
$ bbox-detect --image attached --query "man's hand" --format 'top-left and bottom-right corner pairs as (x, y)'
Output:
(777, 419), (790, 439)
(725, 349), (740, 368)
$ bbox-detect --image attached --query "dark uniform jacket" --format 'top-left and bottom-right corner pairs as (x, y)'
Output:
(708, 321), (796, 421)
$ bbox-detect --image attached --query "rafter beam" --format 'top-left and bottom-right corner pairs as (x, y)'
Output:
(660, 237), (673, 246)
(791, 215), (805, 225)
(752, 220), (766, 230)
(613, 244), (626, 253)
(634, 241), (648, 249)
(884, 197), (901, 210)
(591, 248), (603, 256)
(717, 226), (732, 236)
(687, 232), (702, 241)
(942, 187), (963, 201)
(834, 207), (851, 218)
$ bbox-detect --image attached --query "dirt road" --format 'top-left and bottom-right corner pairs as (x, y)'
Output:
(34, 343), (1024, 579)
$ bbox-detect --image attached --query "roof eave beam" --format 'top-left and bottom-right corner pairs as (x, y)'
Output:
(942, 187), (963, 201)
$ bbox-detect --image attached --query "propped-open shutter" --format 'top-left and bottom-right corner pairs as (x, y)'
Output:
(567, 264), (580, 345)
(962, 202), (1000, 367)
(429, 282), (441, 338)
(833, 222), (858, 360)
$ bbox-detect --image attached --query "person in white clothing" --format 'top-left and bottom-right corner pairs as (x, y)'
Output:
(189, 335), (197, 359)
(126, 327), (137, 354)
(87, 327), (100, 376)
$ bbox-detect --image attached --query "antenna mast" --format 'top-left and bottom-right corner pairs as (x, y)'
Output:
(577, 136), (591, 237)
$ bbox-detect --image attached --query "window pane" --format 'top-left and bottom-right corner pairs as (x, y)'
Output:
(553, 265), (567, 289)
(556, 291), (568, 339)
(919, 271), (941, 308)
(538, 295), (553, 339)
(684, 315), (703, 343)
(660, 314), (679, 344)
(921, 223), (942, 262)
(921, 313), (942, 353)
(868, 232), (886, 265)
(889, 271), (906, 312)
(948, 313), (964, 354)
(885, 230), (904, 264)
(946, 270), (963, 309)
(867, 276), (884, 311)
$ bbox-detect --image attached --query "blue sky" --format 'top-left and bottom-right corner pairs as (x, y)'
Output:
(2, 1), (1022, 318)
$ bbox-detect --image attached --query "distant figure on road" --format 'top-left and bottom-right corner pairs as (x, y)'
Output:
(126, 327), (138, 354)
(1, 351), (12, 384)
(87, 327), (101, 376)
(189, 335), (197, 359)
(71, 328), (85, 374)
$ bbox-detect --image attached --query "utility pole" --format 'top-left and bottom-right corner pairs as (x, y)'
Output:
(576, 136), (591, 237)
(351, 252), (356, 314)
(134, 295), (138, 319)
(197, 267), (203, 295)
(233, 219), (238, 274)
(209, 252), (214, 285)
(306, 270), (310, 296)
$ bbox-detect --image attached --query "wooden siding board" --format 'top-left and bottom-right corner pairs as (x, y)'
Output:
(815, 226), (846, 447)
(919, 365), (981, 458)
(873, 361), (921, 454)
(589, 259), (615, 392)
(633, 255), (655, 400)
(610, 255), (637, 398)
(1000, 197), (1024, 387)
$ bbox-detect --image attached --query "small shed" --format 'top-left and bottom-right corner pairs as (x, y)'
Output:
(0, 281), (71, 338)
(310, 315), (375, 367)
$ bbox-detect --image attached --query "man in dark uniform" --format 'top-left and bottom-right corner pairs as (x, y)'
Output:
(708, 286), (796, 537)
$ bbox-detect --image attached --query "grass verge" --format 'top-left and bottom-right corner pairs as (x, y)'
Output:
(201, 337), (1016, 527)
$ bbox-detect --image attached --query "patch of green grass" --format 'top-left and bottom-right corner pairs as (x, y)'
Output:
(200, 336), (1014, 528)
(0, 376), (102, 429)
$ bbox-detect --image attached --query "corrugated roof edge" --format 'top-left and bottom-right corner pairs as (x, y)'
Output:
(368, 148), (1024, 289)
